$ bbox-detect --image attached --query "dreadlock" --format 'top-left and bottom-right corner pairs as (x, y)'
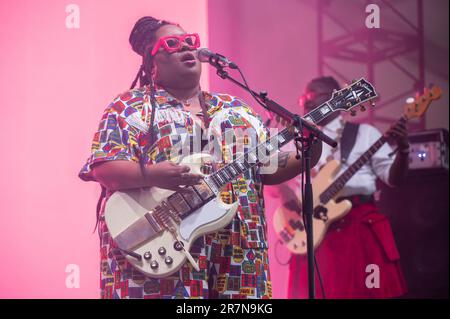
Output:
(94, 17), (175, 234)
(128, 16), (176, 150)
(129, 16), (171, 89)
(129, 16), (172, 178)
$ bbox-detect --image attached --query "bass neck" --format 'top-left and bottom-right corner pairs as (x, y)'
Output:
(319, 116), (407, 204)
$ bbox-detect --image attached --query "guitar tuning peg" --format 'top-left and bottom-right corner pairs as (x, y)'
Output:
(350, 110), (357, 116)
(360, 105), (366, 112)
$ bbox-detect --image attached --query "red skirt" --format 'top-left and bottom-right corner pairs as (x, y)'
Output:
(287, 203), (408, 299)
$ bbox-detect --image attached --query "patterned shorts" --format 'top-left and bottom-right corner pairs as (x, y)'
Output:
(99, 220), (272, 299)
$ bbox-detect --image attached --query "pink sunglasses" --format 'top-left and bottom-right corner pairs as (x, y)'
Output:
(151, 33), (201, 56)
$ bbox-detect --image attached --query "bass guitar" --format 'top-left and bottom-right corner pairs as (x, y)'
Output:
(273, 85), (442, 255)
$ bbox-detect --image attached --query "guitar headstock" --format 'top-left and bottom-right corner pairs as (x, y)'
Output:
(404, 85), (442, 120)
(328, 78), (378, 115)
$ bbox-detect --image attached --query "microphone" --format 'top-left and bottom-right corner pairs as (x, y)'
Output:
(197, 48), (238, 69)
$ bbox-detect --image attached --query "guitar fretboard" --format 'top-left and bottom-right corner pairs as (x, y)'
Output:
(207, 102), (335, 190)
(144, 101), (338, 229)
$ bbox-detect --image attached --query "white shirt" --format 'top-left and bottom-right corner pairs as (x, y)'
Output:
(286, 116), (394, 197)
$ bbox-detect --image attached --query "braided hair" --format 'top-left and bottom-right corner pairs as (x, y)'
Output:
(129, 16), (172, 89)
(94, 17), (177, 234)
(128, 16), (176, 146)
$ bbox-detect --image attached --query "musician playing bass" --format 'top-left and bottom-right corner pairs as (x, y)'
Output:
(278, 76), (409, 299)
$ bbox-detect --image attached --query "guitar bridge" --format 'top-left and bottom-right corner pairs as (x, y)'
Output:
(153, 205), (176, 230)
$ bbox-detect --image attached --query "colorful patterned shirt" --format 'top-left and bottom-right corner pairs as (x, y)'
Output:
(79, 86), (270, 249)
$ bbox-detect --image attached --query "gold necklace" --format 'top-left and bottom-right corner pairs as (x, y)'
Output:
(177, 90), (200, 107)
(182, 98), (193, 107)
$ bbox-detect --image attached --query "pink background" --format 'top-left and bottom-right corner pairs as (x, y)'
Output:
(0, 0), (448, 298)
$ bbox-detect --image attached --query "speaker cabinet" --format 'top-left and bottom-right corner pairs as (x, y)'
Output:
(378, 171), (449, 298)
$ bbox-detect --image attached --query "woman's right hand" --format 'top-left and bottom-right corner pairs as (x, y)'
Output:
(147, 161), (204, 191)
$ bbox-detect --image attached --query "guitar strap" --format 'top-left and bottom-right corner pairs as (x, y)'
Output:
(340, 122), (360, 164)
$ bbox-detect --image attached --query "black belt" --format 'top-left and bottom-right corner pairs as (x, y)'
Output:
(336, 194), (375, 207)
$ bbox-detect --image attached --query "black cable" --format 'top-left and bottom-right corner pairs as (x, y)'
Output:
(274, 239), (293, 266)
(314, 254), (326, 299)
(236, 66), (269, 110)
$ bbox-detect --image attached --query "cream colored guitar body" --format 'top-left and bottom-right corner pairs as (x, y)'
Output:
(273, 159), (352, 255)
(104, 153), (238, 278)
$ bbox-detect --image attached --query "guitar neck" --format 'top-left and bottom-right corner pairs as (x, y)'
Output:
(207, 102), (336, 189)
(320, 116), (407, 203)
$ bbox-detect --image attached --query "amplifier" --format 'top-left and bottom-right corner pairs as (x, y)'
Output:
(408, 129), (449, 171)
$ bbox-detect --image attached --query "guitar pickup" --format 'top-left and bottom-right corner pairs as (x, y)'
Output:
(167, 193), (191, 218)
(180, 186), (203, 209)
(193, 181), (215, 201)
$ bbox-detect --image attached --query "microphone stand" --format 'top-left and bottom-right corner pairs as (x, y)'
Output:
(211, 62), (337, 299)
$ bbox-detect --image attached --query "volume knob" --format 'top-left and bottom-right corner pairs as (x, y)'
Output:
(150, 261), (159, 269)
(158, 247), (166, 255)
(143, 252), (152, 261)
(165, 256), (173, 265)
(173, 241), (184, 251)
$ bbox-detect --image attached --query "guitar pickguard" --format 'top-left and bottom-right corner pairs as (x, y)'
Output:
(179, 198), (235, 241)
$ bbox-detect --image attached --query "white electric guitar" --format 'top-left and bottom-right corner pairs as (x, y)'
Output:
(104, 78), (377, 278)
